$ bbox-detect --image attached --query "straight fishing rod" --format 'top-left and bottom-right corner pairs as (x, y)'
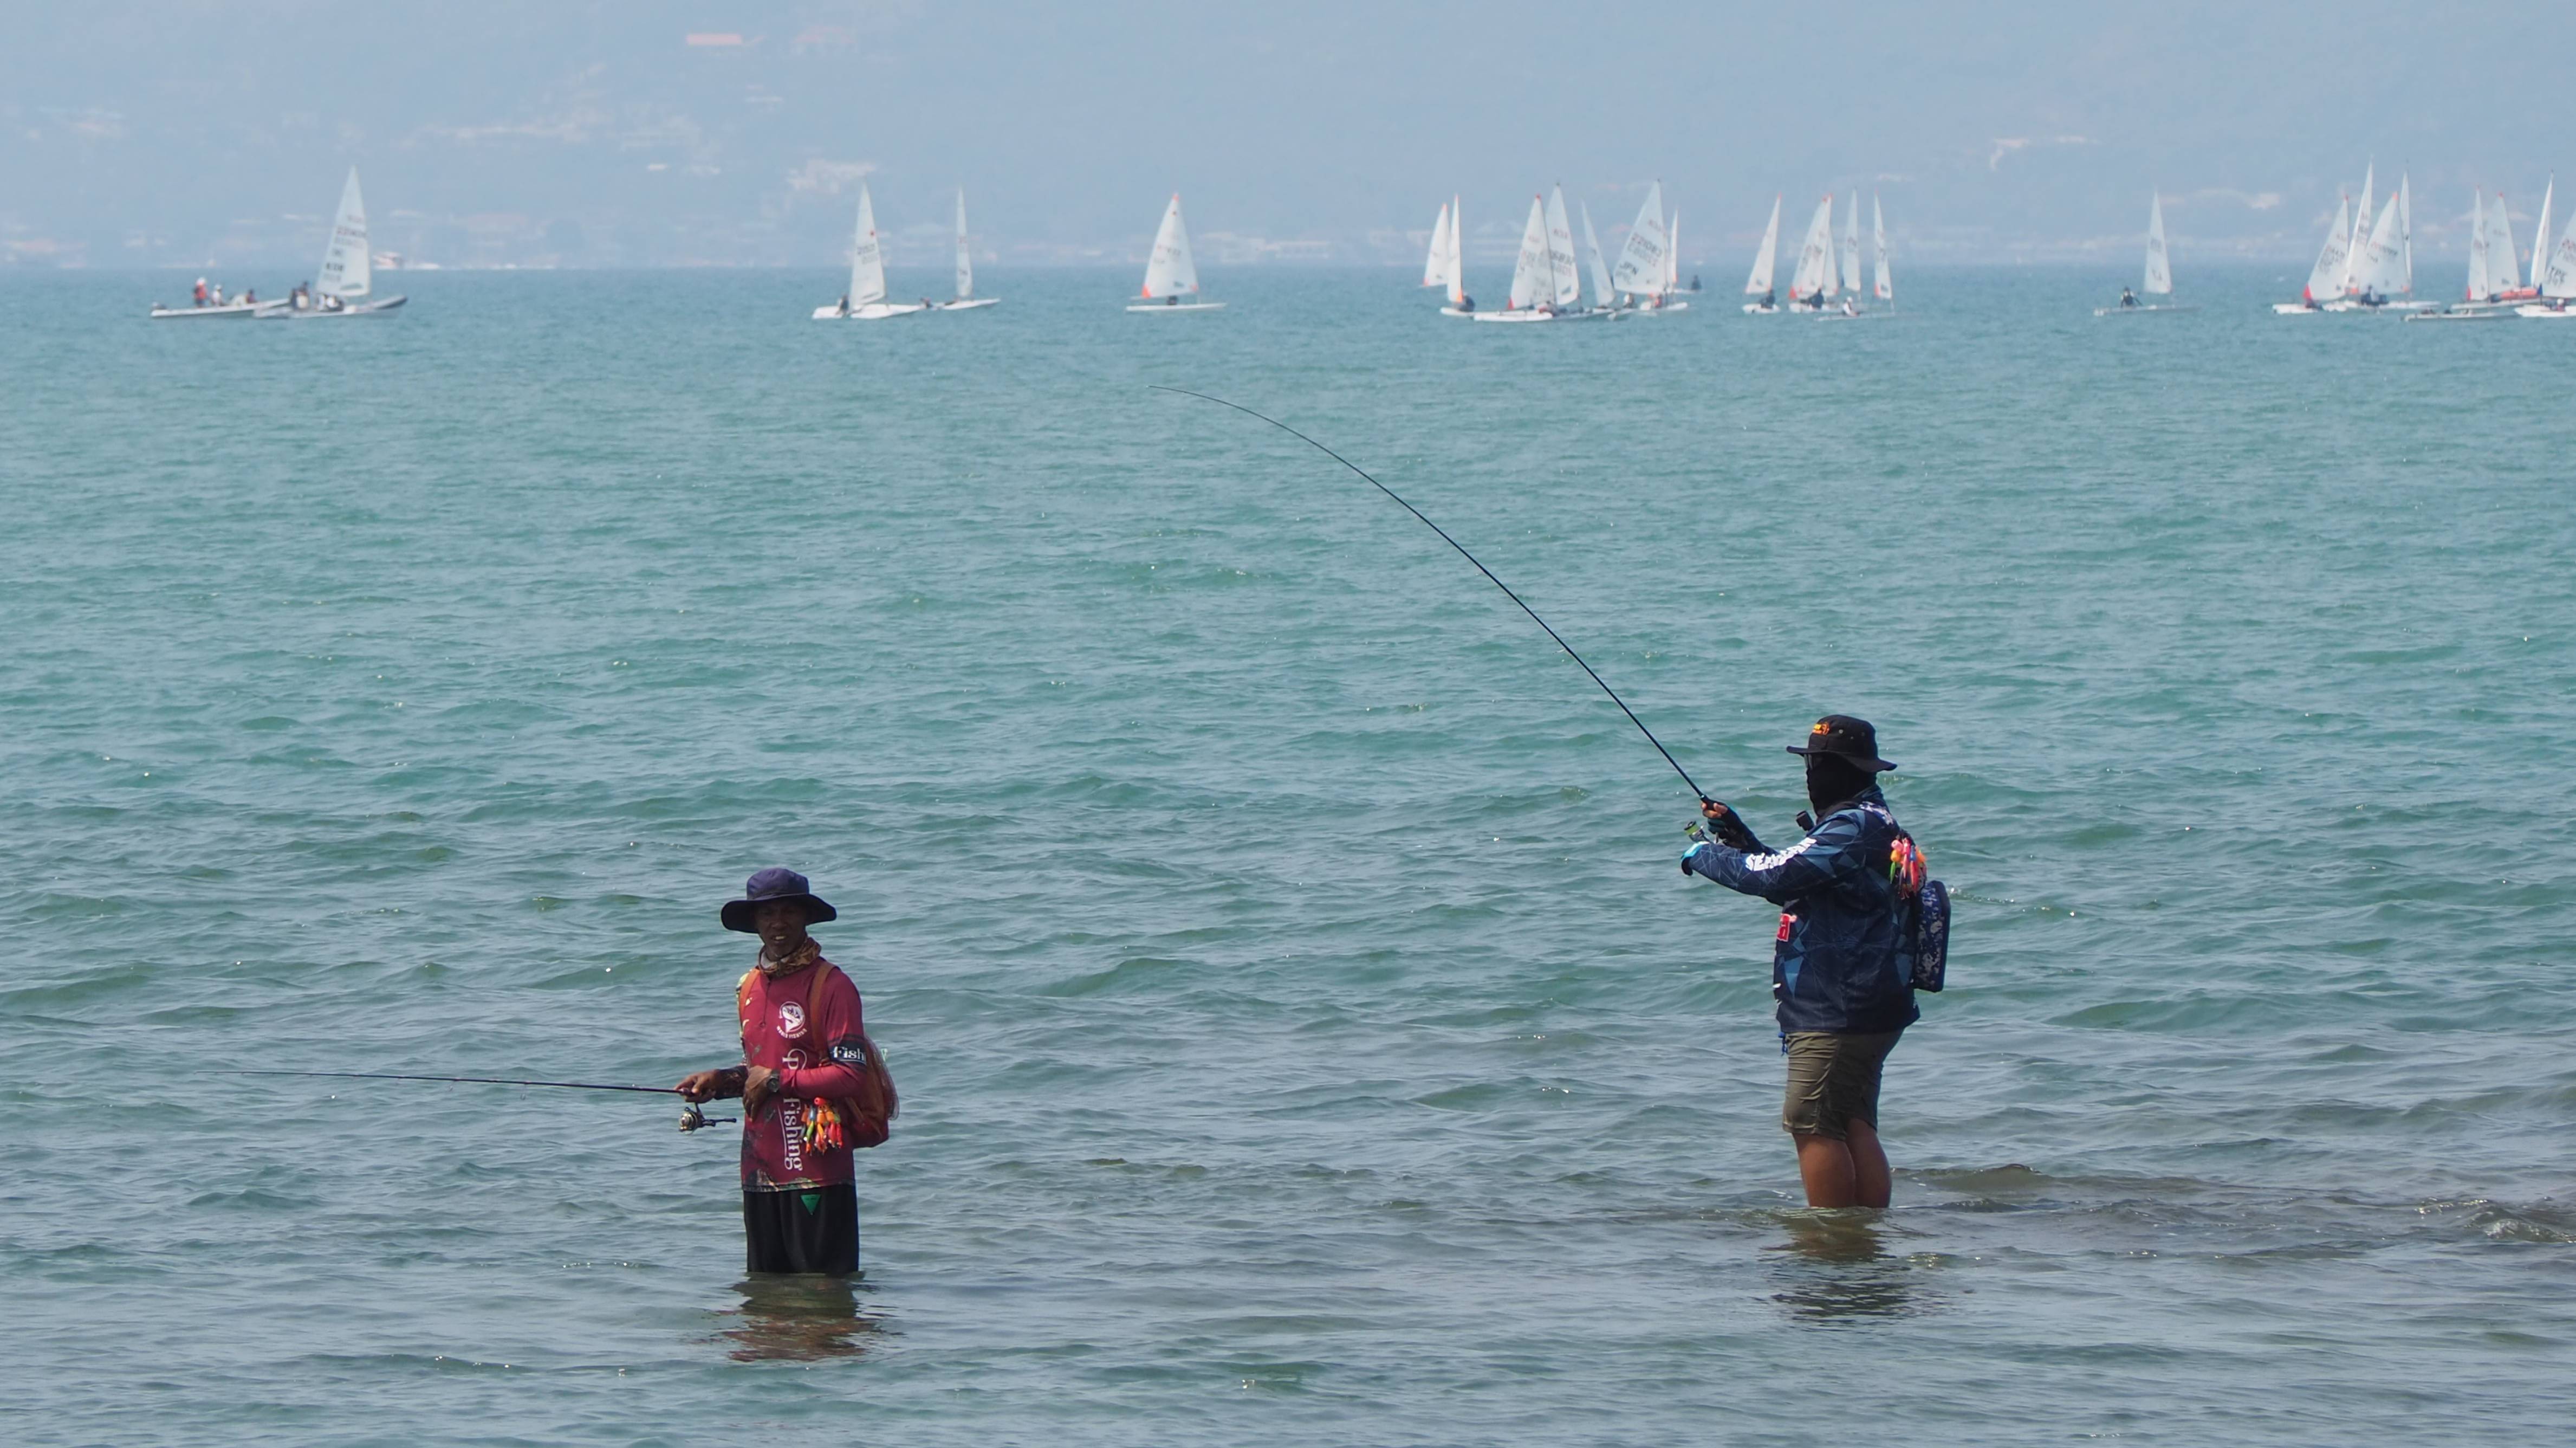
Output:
(233, 1069), (678, 1094)
(1150, 386), (1711, 803)
(232, 1070), (736, 1129)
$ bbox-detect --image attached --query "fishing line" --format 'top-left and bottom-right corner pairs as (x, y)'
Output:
(1151, 386), (1709, 801)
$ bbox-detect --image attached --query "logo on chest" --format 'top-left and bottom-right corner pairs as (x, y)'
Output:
(777, 1001), (808, 1039)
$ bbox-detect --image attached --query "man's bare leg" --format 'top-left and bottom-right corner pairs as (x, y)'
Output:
(1845, 1116), (1891, 1209)
(1795, 1119), (1890, 1209)
(1795, 1133), (1858, 1208)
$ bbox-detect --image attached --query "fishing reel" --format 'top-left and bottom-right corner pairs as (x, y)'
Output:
(678, 1102), (737, 1133)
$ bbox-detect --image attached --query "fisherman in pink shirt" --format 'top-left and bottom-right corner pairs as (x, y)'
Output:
(678, 868), (893, 1276)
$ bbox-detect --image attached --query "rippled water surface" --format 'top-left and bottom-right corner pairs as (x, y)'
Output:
(3, 267), (2572, 1445)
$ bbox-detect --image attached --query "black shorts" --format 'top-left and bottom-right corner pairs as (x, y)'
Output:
(743, 1184), (860, 1276)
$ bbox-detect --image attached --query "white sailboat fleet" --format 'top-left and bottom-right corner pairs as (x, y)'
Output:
(1131, 194), (1223, 312)
(2275, 164), (2424, 314)
(1457, 185), (1614, 321)
(1760, 191), (1889, 317)
(813, 184), (998, 319)
(2098, 193), (2196, 316)
(1609, 182), (1684, 314)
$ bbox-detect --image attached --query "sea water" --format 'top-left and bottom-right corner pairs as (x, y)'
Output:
(2, 267), (2570, 1445)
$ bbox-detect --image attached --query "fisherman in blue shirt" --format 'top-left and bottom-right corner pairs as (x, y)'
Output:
(1682, 715), (1921, 1208)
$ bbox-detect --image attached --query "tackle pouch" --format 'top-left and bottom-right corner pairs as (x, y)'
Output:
(1887, 833), (1949, 993)
(1910, 878), (1950, 993)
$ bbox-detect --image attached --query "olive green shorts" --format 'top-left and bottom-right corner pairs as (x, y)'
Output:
(1781, 1030), (1903, 1140)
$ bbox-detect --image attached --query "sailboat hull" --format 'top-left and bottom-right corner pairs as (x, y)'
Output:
(1741, 302), (1778, 314)
(2403, 308), (2515, 322)
(936, 298), (1001, 311)
(2513, 304), (2576, 319)
(2094, 303), (2199, 317)
(812, 302), (930, 320)
(267, 295), (407, 319)
(1127, 301), (1225, 312)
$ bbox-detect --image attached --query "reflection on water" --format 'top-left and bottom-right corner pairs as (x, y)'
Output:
(719, 1275), (888, 1363)
(1764, 1214), (1927, 1323)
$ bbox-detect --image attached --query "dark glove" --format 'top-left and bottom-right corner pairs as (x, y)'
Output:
(1701, 799), (1764, 853)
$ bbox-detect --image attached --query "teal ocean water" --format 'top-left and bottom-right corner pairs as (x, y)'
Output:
(3, 266), (2572, 1445)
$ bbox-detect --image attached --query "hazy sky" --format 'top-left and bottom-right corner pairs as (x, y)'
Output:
(5, 1), (2566, 269)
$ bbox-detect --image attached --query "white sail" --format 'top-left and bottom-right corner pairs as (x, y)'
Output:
(1744, 196), (1781, 295)
(2143, 192), (2172, 295)
(1580, 203), (1617, 309)
(1840, 195), (1861, 297)
(1872, 194), (1892, 301)
(954, 190), (974, 300)
(2353, 191), (2406, 296)
(1507, 194), (1550, 309)
(2340, 164), (2373, 294)
(1445, 195), (1465, 305)
(2542, 204), (2576, 299)
(1141, 193), (1200, 298)
(2302, 196), (2352, 303)
(317, 168), (371, 300)
(1666, 210), (1680, 292)
(847, 184), (889, 305)
(2467, 190), (2491, 299)
(2398, 172), (2414, 294)
(1789, 194), (1835, 300)
(2488, 191), (2521, 292)
(2531, 178), (2554, 294)
(1612, 180), (1668, 297)
(1544, 186), (1581, 308)
(1423, 203), (1451, 288)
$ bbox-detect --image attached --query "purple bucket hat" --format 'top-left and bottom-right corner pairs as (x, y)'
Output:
(719, 866), (838, 933)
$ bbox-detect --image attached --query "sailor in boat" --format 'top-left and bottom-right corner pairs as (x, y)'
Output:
(1166, 295), (1178, 307)
(1759, 288), (1777, 310)
(1840, 296), (1859, 316)
(1680, 716), (1925, 1210)
(676, 868), (894, 1277)
(1457, 292), (1475, 313)
(192, 278), (209, 308)
(1690, 274), (1702, 291)
(2119, 286), (2137, 308)
(835, 294), (851, 318)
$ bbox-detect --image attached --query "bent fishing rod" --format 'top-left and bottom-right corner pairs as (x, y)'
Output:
(1151, 386), (1711, 803)
(231, 1069), (735, 1130)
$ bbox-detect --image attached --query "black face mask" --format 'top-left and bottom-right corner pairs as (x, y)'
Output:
(1806, 754), (1874, 814)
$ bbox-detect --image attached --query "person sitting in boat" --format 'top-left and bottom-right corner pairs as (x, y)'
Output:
(1165, 295), (1178, 306)
(211, 282), (225, 306)
(1761, 288), (1776, 309)
(1691, 274), (1702, 292)
(1841, 296), (1859, 316)
(193, 278), (209, 307)
(835, 294), (850, 317)
(1457, 293), (1475, 312)
(2119, 286), (2137, 308)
